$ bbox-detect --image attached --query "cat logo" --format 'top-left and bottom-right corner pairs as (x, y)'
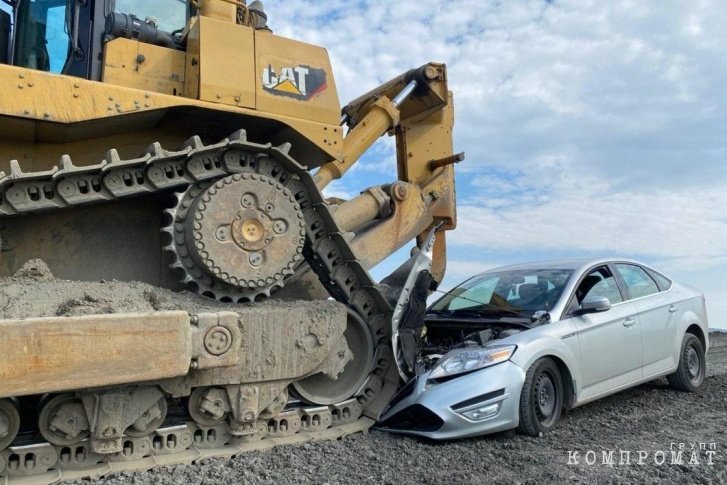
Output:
(262, 64), (327, 101)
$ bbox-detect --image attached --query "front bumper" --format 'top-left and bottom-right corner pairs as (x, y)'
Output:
(379, 361), (526, 440)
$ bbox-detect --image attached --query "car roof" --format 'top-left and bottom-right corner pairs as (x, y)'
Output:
(481, 257), (648, 275)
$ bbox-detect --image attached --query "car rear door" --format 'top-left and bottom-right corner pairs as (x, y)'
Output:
(613, 263), (677, 377)
(564, 265), (643, 401)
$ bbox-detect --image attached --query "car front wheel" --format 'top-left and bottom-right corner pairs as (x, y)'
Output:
(667, 333), (706, 392)
(517, 357), (563, 436)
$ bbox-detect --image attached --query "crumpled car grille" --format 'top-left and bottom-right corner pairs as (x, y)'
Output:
(379, 404), (444, 432)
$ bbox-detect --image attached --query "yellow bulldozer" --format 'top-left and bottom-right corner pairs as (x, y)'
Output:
(0, 0), (461, 481)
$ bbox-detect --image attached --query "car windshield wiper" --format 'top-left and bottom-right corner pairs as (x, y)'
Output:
(440, 310), (485, 318)
(428, 308), (474, 315)
(428, 308), (528, 321)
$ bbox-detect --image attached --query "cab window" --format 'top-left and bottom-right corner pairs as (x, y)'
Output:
(115, 0), (188, 33)
(615, 264), (660, 299)
(13, 0), (70, 73)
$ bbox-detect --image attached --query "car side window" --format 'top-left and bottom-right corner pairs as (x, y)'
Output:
(615, 264), (660, 299)
(566, 266), (623, 315)
(578, 267), (623, 304)
(647, 269), (672, 291)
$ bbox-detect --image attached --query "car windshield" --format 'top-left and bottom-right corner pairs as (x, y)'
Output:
(430, 269), (574, 317)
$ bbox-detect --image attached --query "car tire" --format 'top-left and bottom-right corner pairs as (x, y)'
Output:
(517, 357), (563, 436)
(667, 333), (706, 392)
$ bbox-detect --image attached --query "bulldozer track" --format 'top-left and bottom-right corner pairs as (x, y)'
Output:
(0, 131), (399, 483)
(0, 418), (375, 484)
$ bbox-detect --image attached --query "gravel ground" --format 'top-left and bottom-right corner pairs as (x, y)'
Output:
(82, 332), (727, 485)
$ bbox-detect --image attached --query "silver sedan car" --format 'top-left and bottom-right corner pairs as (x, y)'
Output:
(380, 258), (709, 439)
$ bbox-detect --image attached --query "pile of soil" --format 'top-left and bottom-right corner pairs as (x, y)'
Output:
(0, 259), (331, 319)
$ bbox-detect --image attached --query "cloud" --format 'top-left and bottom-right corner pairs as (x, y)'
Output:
(274, 0), (727, 182)
(267, 0), (727, 325)
(453, 160), (727, 273)
(322, 179), (357, 200)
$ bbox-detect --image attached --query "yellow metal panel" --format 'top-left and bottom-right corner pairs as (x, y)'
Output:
(351, 186), (433, 270)
(255, 30), (341, 126)
(198, 16), (255, 108)
(184, 18), (201, 99)
(0, 64), (342, 162)
(102, 38), (186, 96)
(396, 91), (457, 231)
(0, 311), (192, 398)
(198, 0), (237, 23)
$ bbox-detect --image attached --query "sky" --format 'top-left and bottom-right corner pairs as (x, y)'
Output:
(2, 1), (724, 327)
(266, 0), (727, 328)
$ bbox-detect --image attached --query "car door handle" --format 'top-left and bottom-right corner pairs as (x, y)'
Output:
(668, 305), (678, 313)
(623, 317), (636, 328)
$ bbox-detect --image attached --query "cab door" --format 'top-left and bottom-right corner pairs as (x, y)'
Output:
(565, 265), (643, 401)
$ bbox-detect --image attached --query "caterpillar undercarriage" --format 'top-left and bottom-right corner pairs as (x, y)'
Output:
(0, 0), (462, 482)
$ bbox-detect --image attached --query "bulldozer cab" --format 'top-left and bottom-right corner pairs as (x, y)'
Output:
(1, 0), (187, 79)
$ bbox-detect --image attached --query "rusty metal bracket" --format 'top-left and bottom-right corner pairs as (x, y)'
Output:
(429, 152), (465, 171)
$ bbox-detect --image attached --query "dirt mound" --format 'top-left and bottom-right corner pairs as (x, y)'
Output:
(11, 259), (54, 281)
(0, 259), (327, 320)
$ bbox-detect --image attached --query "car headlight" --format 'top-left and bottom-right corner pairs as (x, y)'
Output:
(429, 345), (516, 380)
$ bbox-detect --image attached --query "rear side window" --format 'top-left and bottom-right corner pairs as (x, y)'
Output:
(646, 269), (672, 291)
(615, 264), (660, 299)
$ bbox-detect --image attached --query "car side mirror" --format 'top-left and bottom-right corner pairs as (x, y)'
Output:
(578, 296), (611, 315)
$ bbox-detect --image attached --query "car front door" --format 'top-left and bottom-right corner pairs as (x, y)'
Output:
(565, 265), (643, 401)
(614, 263), (676, 377)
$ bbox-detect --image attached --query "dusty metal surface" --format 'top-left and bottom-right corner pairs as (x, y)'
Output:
(0, 260), (351, 393)
(163, 172), (306, 301)
(0, 133), (399, 482)
(0, 312), (192, 399)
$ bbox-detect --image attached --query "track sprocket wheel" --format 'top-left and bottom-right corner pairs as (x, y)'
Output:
(164, 172), (306, 302)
